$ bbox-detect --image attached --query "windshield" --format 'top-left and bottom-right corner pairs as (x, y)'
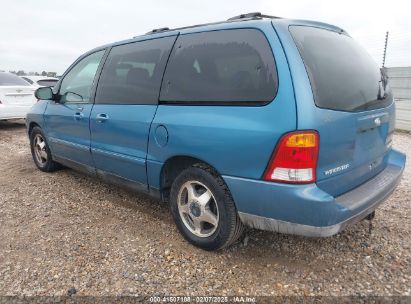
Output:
(0, 73), (31, 86)
(290, 26), (392, 112)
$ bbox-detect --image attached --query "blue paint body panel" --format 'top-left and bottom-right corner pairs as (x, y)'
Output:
(225, 149), (405, 227)
(25, 17), (407, 234)
(25, 100), (48, 130)
(272, 19), (397, 197)
(147, 21), (296, 188)
(43, 102), (95, 168)
(90, 104), (157, 185)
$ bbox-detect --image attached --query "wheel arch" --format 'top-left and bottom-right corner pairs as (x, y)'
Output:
(28, 121), (40, 136)
(159, 155), (225, 202)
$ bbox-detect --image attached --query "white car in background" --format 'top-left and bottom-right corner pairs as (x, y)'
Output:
(0, 72), (37, 120)
(20, 75), (59, 88)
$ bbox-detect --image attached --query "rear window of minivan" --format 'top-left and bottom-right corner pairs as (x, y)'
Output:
(290, 26), (392, 112)
(160, 29), (278, 105)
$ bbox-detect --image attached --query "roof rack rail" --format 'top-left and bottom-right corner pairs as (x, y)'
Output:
(145, 27), (170, 34)
(137, 13), (280, 38)
(227, 12), (280, 21)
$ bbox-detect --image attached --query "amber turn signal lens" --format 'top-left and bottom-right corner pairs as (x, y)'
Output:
(285, 133), (317, 148)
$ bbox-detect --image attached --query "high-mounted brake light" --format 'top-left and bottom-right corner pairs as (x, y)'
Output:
(263, 131), (319, 183)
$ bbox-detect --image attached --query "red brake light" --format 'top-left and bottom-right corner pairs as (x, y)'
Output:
(263, 131), (319, 184)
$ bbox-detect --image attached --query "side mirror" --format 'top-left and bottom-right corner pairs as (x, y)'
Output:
(35, 87), (53, 100)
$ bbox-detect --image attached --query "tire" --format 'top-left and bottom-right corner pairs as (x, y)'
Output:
(169, 163), (244, 251)
(30, 126), (60, 172)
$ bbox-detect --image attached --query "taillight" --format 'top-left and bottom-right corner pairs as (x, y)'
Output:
(263, 131), (319, 184)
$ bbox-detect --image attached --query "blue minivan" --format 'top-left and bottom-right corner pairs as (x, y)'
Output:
(27, 13), (406, 250)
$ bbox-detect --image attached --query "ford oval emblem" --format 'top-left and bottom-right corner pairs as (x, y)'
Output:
(374, 117), (381, 126)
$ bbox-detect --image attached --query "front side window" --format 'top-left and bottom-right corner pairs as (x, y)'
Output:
(59, 50), (105, 103)
(160, 29), (278, 105)
(95, 36), (176, 105)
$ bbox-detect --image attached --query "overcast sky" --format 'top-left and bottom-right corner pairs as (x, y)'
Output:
(1, 0), (410, 74)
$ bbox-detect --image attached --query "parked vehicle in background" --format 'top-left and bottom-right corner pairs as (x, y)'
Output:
(26, 13), (406, 251)
(20, 76), (59, 88)
(0, 72), (37, 120)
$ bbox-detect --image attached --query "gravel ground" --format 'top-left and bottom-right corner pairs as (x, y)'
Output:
(0, 120), (410, 297)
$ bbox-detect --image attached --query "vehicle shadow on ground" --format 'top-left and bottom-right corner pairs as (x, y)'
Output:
(0, 120), (26, 130)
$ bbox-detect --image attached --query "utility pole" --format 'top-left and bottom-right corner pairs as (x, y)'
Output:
(382, 31), (389, 67)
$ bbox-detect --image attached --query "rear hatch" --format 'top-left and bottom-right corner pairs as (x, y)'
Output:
(289, 25), (394, 197)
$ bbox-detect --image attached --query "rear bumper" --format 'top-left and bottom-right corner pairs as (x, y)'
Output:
(0, 104), (32, 120)
(223, 149), (406, 237)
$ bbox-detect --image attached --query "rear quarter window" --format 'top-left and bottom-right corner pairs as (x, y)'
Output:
(160, 29), (278, 105)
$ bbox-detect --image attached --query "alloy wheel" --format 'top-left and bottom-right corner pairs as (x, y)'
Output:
(33, 134), (48, 165)
(177, 180), (219, 238)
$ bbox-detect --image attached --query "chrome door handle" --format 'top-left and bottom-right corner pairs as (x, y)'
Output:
(96, 113), (109, 123)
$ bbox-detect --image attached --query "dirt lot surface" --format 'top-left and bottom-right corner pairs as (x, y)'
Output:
(0, 120), (410, 297)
